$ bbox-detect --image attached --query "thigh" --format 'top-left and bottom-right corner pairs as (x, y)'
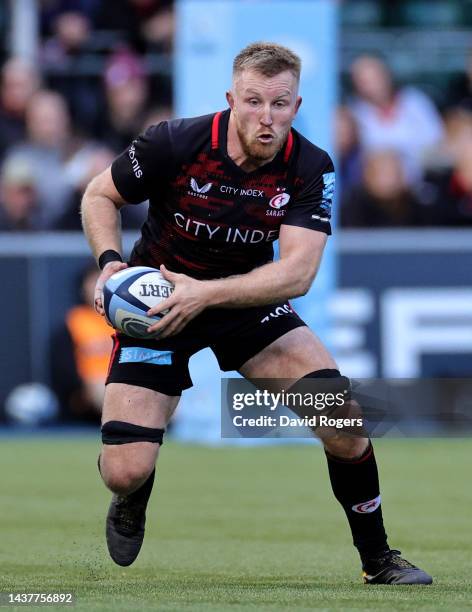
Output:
(238, 328), (366, 452)
(101, 383), (180, 467)
(238, 326), (337, 382)
(102, 383), (180, 428)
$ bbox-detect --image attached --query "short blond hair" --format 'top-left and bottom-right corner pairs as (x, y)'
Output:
(233, 42), (301, 81)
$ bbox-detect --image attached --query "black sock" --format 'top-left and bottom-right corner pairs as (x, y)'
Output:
(325, 442), (389, 564)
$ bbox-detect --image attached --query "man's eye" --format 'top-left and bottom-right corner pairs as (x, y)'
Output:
(274, 101), (287, 108)
(248, 99), (259, 105)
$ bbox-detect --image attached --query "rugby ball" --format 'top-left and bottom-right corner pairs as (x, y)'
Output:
(103, 266), (174, 338)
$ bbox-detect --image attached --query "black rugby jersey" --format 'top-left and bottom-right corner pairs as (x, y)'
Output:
(111, 109), (335, 280)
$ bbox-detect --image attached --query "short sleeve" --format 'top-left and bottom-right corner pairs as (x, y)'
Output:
(110, 122), (172, 204)
(282, 153), (335, 235)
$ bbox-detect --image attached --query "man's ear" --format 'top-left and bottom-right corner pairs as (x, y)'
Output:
(226, 90), (234, 109)
(294, 96), (302, 114)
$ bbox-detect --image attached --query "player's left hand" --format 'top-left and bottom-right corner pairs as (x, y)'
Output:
(146, 265), (211, 338)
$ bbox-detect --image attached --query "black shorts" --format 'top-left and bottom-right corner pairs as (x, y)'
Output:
(106, 301), (306, 396)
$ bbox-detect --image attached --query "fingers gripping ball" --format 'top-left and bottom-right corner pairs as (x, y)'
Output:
(103, 266), (174, 338)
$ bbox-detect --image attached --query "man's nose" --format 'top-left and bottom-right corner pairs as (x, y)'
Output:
(260, 106), (273, 126)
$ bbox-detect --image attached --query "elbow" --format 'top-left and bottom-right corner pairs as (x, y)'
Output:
(292, 268), (317, 298)
(81, 172), (123, 214)
(292, 278), (312, 298)
(84, 173), (100, 196)
(299, 283), (311, 297)
(81, 175), (99, 210)
(294, 284), (310, 298)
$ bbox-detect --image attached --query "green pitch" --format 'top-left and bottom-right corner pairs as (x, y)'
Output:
(1, 437), (471, 611)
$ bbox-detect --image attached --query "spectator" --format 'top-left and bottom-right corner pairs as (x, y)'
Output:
(51, 263), (113, 423)
(446, 48), (472, 112)
(3, 90), (76, 228)
(341, 150), (423, 227)
(43, 11), (92, 59)
(95, 0), (173, 53)
(141, 3), (174, 52)
(42, 10), (99, 133)
(349, 55), (444, 184)
(39, 1), (101, 37)
(423, 107), (472, 173)
(0, 57), (40, 161)
(335, 105), (363, 193)
(141, 105), (173, 131)
(99, 49), (150, 152)
(420, 140), (472, 226)
(56, 145), (147, 229)
(0, 157), (40, 231)
(55, 146), (115, 230)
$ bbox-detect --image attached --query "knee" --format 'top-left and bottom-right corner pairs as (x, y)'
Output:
(101, 453), (154, 495)
(323, 436), (369, 460)
(99, 420), (164, 494)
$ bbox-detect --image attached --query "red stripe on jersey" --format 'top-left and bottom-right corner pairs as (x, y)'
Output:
(287, 300), (298, 316)
(107, 333), (120, 377)
(283, 130), (294, 163)
(211, 111), (222, 150)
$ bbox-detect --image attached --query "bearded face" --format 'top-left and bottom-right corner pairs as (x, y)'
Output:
(228, 69), (301, 166)
(234, 114), (289, 162)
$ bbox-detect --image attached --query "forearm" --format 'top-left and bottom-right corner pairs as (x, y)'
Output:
(81, 181), (123, 263)
(204, 257), (315, 308)
(146, 228), (327, 337)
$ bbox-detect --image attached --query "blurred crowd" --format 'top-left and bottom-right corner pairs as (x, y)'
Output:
(0, 1), (471, 233)
(338, 53), (472, 227)
(0, 0), (173, 232)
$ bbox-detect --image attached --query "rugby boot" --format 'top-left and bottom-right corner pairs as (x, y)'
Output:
(105, 468), (155, 566)
(363, 549), (433, 585)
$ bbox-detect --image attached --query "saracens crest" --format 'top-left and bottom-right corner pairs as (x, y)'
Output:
(269, 192), (291, 209)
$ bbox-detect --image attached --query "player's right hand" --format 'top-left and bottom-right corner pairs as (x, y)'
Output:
(94, 261), (128, 316)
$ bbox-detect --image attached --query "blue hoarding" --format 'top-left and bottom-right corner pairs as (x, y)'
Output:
(174, 0), (338, 440)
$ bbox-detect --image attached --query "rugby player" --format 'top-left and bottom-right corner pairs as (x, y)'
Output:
(81, 42), (432, 584)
